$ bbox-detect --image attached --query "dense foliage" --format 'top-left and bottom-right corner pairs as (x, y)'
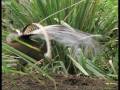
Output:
(2, 0), (118, 81)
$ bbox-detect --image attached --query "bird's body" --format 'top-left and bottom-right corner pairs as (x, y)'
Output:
(29, 24), (101, 57)
(6, 23), (101, 68)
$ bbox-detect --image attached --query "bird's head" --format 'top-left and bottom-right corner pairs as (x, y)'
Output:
(22, 23), (42, 35)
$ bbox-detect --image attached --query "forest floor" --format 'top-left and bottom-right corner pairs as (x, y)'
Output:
(2, 73), (118, 90)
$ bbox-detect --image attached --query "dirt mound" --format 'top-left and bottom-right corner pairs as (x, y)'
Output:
(2, 73), (118, 90)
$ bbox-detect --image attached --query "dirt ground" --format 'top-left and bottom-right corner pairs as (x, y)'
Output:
(2, 73), (118, 90)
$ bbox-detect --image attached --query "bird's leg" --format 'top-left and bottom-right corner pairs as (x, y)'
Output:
(28, 59), (44, 73)
(35, 59), (44, 65)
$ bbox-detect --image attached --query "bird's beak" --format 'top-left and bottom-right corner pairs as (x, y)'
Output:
(15, 29), (22, 36)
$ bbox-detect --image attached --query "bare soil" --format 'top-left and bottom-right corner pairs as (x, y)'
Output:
(2, 73), (118, 90)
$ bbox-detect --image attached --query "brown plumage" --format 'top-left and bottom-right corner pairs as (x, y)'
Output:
(7, 34), (46, 60)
